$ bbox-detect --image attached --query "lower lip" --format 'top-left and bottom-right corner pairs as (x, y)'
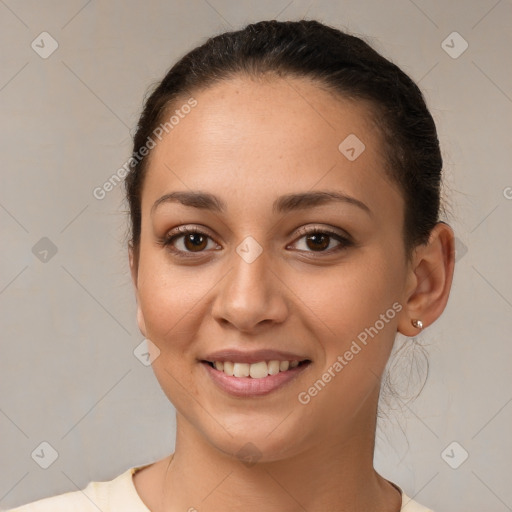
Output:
(201, 361), (311, 397)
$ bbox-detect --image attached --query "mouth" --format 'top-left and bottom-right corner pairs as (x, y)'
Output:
(200, 358), (312, 397)
(201, 359), (311, 378)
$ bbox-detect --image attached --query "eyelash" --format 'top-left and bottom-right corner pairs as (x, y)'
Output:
(159, 225), (353, 259)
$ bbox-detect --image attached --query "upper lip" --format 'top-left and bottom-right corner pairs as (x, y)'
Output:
(201, 349), (311, 364)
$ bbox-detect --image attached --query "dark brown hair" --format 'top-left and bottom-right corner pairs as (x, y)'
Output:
(125, 19), (444, 261)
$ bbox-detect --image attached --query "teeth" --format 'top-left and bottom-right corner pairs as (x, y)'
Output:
(233, 362), (250, 377)
(249, 361), (268, 379)
(223, 361), (234, 376)
(267, 360), (280, 375)
(279, 360), (290, 371)
(210, 359), (306, 378)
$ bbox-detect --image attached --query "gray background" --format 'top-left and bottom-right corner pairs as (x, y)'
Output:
(1, 1), (511, 511)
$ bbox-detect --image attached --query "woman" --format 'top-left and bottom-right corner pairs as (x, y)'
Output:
(9, 19), (455, 512)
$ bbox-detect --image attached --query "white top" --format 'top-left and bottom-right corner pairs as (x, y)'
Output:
(6, 463), (435, 511)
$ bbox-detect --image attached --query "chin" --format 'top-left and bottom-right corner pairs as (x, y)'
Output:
(198, 417), (313, 464)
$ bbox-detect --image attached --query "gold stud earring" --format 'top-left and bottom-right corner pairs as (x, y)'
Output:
(411, 319), (423, 330)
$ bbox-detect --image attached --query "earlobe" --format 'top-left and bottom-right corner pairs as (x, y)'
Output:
(397, 222), (455, 337)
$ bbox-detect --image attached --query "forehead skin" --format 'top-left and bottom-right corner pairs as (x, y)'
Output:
(140, 75), (405, 255)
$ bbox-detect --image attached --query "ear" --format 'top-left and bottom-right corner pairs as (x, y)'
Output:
(397, 222), (456, 337)
(128, 243), (147, 338)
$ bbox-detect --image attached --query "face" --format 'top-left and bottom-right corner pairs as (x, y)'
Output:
(130, 75), (411, 461)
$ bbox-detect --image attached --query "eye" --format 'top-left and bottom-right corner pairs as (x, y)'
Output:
(160, 225), (353, 259)
(161, 226), (219, 257)
(289, 226), (353, 254)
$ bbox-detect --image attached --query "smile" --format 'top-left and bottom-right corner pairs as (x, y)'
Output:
(206, 359), (310, 378)
(201, 359), (312, 397)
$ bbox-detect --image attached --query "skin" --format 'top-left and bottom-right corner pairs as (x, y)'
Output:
(128, 75), (455, 512)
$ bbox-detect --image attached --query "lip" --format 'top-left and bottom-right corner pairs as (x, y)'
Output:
(201, 348), (310, 364)
(201, 360), (312, 397)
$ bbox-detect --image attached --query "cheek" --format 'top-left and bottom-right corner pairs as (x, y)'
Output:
(136, 255), (208, 406)
(299, 253), (402, 341)
(136, 253), (209, 346)
(294, 255), (404, 417)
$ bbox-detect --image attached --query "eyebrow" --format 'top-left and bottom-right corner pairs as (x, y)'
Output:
(151, 190), (372, 217)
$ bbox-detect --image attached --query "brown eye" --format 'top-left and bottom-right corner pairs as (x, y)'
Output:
(162, 226), (218, 256)
(291, 227), (353, 254)
(182, 232), (208, 252)
(304, 233), (330, 251)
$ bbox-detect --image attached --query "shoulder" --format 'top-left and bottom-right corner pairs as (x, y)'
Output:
(5, 464), (152, 512)
(400, 491), (436, 511)
(387, 479), (435, 512)
(4, 484), (98, 512)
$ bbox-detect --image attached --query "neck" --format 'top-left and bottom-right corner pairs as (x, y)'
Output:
(158, 401), (401, 511)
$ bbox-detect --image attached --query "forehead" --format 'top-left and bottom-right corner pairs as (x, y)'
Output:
(141, 75), (402, 219)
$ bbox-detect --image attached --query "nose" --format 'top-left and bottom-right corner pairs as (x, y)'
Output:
(211, 246), (288, 333)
